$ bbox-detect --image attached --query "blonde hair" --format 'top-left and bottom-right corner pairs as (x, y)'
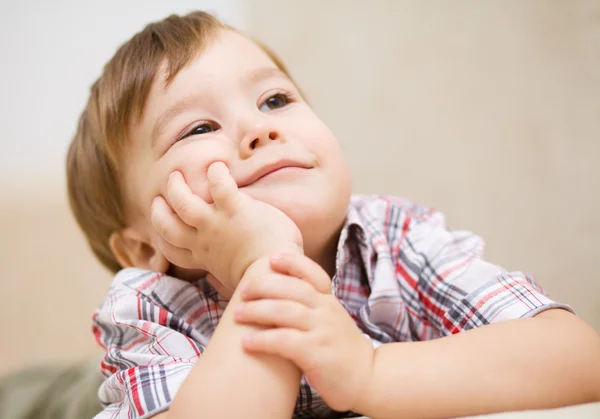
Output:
(66, 11), (296, 272)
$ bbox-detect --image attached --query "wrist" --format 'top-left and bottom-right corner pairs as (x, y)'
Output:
(351, 345), (379, 416)
(235, 255), (272, 286)
(231, 243), (304, 285)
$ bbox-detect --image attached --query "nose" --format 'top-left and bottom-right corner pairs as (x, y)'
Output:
(238, 117), (284, 159)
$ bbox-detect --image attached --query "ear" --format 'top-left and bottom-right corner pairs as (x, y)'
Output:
(109, 227), (170, 273)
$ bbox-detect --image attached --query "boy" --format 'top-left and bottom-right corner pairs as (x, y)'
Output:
(67, 10), (600, 419)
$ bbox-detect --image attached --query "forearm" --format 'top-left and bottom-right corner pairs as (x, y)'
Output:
(356, 309), (600, 419)
(169, 257), (302, 419)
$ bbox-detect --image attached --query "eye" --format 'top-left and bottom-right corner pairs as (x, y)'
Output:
(259, 93), (292, 112)
(181, 122), (219, 140)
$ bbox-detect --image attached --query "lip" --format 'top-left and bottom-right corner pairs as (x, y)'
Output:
(238, 159), (312, 187)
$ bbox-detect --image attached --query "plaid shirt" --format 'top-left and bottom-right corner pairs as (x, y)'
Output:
(92, 195), (570, 419)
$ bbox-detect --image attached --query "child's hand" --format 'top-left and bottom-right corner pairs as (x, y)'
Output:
(234, 253), (375, 413)
(151, 162), (303, 293)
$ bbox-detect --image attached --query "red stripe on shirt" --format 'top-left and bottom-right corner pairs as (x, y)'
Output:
(158, 308), (169, 326)
(128, 368), (145, 416)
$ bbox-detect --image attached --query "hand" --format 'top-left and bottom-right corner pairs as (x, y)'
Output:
(234, 253), (375, 413)
(151, 162), (303, 293)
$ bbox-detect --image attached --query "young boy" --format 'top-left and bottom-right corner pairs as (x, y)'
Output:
(67, 10), (600, 419)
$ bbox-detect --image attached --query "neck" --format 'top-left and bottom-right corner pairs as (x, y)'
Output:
(305, 218), (346, 278)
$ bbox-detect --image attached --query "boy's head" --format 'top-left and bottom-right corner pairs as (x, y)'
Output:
(67, 11), (351, 278)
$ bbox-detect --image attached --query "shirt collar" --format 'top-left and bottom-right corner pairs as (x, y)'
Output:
(332, 198), (373, 292)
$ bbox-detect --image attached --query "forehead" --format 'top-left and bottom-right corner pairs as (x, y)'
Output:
(153, 30), (278, 101)
(129, 29), (282, 144)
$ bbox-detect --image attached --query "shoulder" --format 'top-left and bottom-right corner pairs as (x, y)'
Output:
(350, 195), (443, 225)
(92, 270), (209, 418)
(348, 195), (447, 242)
(349, 194), (484, 258)
(93, 268), (216, 349)
(94, 268), (177, 324)
(104, 267), (186, 297)
(98, 267), (215, 312)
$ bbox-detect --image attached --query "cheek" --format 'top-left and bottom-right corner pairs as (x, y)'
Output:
(304, 124), (346, 168)
(295, 112), (340, 155)
(308, 126), (351, 195)
(164, 141), (227, 202)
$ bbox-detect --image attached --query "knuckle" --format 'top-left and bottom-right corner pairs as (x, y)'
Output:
(290, 303), (304, 320)
(150, 208), (160, 228)
(153, 216), (169, 239)
(173, 199), (190, 216)
(256, 331), (271, 346)
(243, 277), (258, 296)
(157, 223), (170, 240)
(249, 276), (267, 297)
(273, 330), (289, 345)
(244, 302), (259, 317)
(313, 329), (329, 347)
(247, 302), (272, 320)
(150, 201), (164, 224)
(299, 282), (315, 299)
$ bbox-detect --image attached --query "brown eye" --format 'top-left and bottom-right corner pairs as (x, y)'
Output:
(259, 93), (291, 112)
(179, 122), (219, 141)
(190, 123), (216, 135)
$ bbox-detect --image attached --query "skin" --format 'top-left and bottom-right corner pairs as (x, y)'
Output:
(237, 254), (600, 418)
(108, 28), (600, 419)
(109, 28), (353, 419)
(112, 28), (351, 285)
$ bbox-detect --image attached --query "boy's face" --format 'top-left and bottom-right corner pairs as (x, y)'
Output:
(123, 29), (351, 272)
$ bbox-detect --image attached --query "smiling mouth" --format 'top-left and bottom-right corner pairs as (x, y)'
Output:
(238, 160), (312, 187)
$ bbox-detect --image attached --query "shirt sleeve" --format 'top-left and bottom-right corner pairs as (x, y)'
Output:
(394, 208), (574, 338)
(92, 269), (216, 419)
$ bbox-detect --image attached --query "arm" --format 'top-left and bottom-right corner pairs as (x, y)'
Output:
(231, 254), (600, 419)
(162, 257), (301, 419)
(350, 203), (600, 417)
(93, 260), (301, 419)
(144, 163), (304, 418)
(355, 309), (600, 419)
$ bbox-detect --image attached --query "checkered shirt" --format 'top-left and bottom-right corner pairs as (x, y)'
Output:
(92, 195), (570, 418)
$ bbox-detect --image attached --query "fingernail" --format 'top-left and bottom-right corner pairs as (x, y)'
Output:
(234, 305), (244, 318)
(242, 335), (253, 345)
(240, 284), (249, 298)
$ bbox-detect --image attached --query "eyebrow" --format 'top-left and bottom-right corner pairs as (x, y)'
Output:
(150, 67), (289, 147)
(151, 93), (202, 146)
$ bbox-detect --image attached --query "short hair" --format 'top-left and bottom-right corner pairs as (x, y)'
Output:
(66, 11), (296, 272)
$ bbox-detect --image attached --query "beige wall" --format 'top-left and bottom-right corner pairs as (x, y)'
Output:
(0, 193), (110, 375)
(244, 0), (600, 324)
(0, 1), (598, 375)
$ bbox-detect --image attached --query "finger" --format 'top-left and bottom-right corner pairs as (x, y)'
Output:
(242, 329), (312, 370)
(242, 273), (319, 307)
(206, 162), (239, 211)
(167, 171), (210, 226)
(235, 300), (313, 331)
(151, 196), (196, 248)
(155, 236), (195, 269)
(270, 253), (332, 294)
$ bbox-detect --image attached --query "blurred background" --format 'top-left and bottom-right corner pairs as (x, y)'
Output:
(0, 0), (598, 376)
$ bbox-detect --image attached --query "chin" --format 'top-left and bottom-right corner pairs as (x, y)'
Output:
(277, 189), (350, 238)
(245, 174), (351, 240)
